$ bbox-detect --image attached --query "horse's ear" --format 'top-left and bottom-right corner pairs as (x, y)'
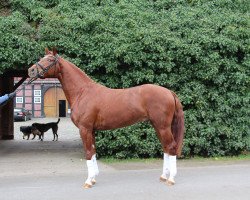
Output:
(52, 47), (57, 56)
(45, 48), (50, 55)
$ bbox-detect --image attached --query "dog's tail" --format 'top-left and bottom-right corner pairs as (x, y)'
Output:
(57, 118), (60, 124)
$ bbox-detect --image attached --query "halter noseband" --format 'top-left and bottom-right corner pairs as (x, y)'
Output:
(35, 54), (59, 78)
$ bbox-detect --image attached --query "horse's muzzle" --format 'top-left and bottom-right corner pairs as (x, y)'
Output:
(28, 67), (38, 78)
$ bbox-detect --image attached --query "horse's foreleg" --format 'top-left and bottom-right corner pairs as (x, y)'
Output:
(91, 154), (99, 185)
(87, 132), (99, 186)
(80, 127), (97, 189)
(85, 155), (98, 188)
(91, 131), (99, 182)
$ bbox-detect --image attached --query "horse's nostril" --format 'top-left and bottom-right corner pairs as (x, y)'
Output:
(28, 68), (35, 77)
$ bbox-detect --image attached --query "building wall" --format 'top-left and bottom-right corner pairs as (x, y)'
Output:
(14, 78), (70, 118)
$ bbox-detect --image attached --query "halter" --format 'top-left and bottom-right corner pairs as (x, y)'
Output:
(13, 55), (60, 95)
(35, 54), (59, 79)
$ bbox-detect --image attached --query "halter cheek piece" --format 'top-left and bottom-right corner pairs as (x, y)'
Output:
(35, 54), (59, 78)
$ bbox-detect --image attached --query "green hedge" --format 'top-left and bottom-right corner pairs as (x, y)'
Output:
(96, 123), (162, 159)
(1, 0), (249, 158)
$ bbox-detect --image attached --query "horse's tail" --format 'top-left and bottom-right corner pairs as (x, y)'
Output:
(171, 92), (185, 157)
(57, 118), (60, 124)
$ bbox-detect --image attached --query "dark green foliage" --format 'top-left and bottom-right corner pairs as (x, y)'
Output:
(96, 122), (162, 159)
(1, 0), (249, 158)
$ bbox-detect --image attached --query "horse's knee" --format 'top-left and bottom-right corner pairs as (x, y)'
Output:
(84, 145), (95, 160)
(85, 151), (94, 160)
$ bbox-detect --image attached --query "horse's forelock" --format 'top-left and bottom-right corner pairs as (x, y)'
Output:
(43, 54), (54, 60)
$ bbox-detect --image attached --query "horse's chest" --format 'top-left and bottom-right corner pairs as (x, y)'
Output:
(70, 106), (93, 127)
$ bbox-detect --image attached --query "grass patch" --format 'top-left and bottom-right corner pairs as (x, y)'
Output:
(100, 157), (161, 164)
(186, 153), (250, 162)
(100, 152), (250, 164)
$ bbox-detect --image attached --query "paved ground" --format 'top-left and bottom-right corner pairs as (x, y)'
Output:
(0, 118), (249, 200)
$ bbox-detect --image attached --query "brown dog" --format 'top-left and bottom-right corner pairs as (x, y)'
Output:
(20, 126), (41, 140)
(32, 118), (60, 141)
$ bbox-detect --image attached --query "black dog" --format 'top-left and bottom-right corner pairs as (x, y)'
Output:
(20, 126), (41, 140)
(32, 118), (60, 141)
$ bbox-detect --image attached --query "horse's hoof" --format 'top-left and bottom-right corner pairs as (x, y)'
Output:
(91, 179), (96, 185)
(83, 183), (92, 189)
(159, 176), (167, 182)
(166, 179), (175, 186)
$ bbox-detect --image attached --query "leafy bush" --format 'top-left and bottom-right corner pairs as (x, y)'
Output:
(1, 0), (249, 158)
(96, 122), (162, 159)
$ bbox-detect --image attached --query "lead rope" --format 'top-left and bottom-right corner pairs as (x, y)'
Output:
(14, 77), (38, 94)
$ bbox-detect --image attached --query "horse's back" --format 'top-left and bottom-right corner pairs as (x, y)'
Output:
(97, 84), (174, 114)
(93, 85), (148, 129)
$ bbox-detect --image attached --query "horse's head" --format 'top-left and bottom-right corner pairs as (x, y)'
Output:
(28, 48), (59, 79)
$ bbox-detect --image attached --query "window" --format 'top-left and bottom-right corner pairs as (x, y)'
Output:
(34, 97), (41, 103)
(34, 90), (41, 96)
(16, 97), (23, 103)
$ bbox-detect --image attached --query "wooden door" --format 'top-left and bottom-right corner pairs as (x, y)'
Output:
(44, 87), (68, 117)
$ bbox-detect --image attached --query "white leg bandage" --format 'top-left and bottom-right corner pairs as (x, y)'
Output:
(92, 154), (99, 176)
(168, 155), (177, 182)
(161, 153), (170, 179)
(85, 160), (95, 185)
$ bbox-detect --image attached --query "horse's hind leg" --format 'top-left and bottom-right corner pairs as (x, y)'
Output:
(160, 152), (170, 182)
(162, 153), (177, 186)
(155, 126), (177, 185)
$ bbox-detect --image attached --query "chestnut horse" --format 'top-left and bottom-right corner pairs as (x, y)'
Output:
(28, 48), (185, 189)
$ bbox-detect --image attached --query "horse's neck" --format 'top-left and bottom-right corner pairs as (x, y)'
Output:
(57, 58), (94, 106)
